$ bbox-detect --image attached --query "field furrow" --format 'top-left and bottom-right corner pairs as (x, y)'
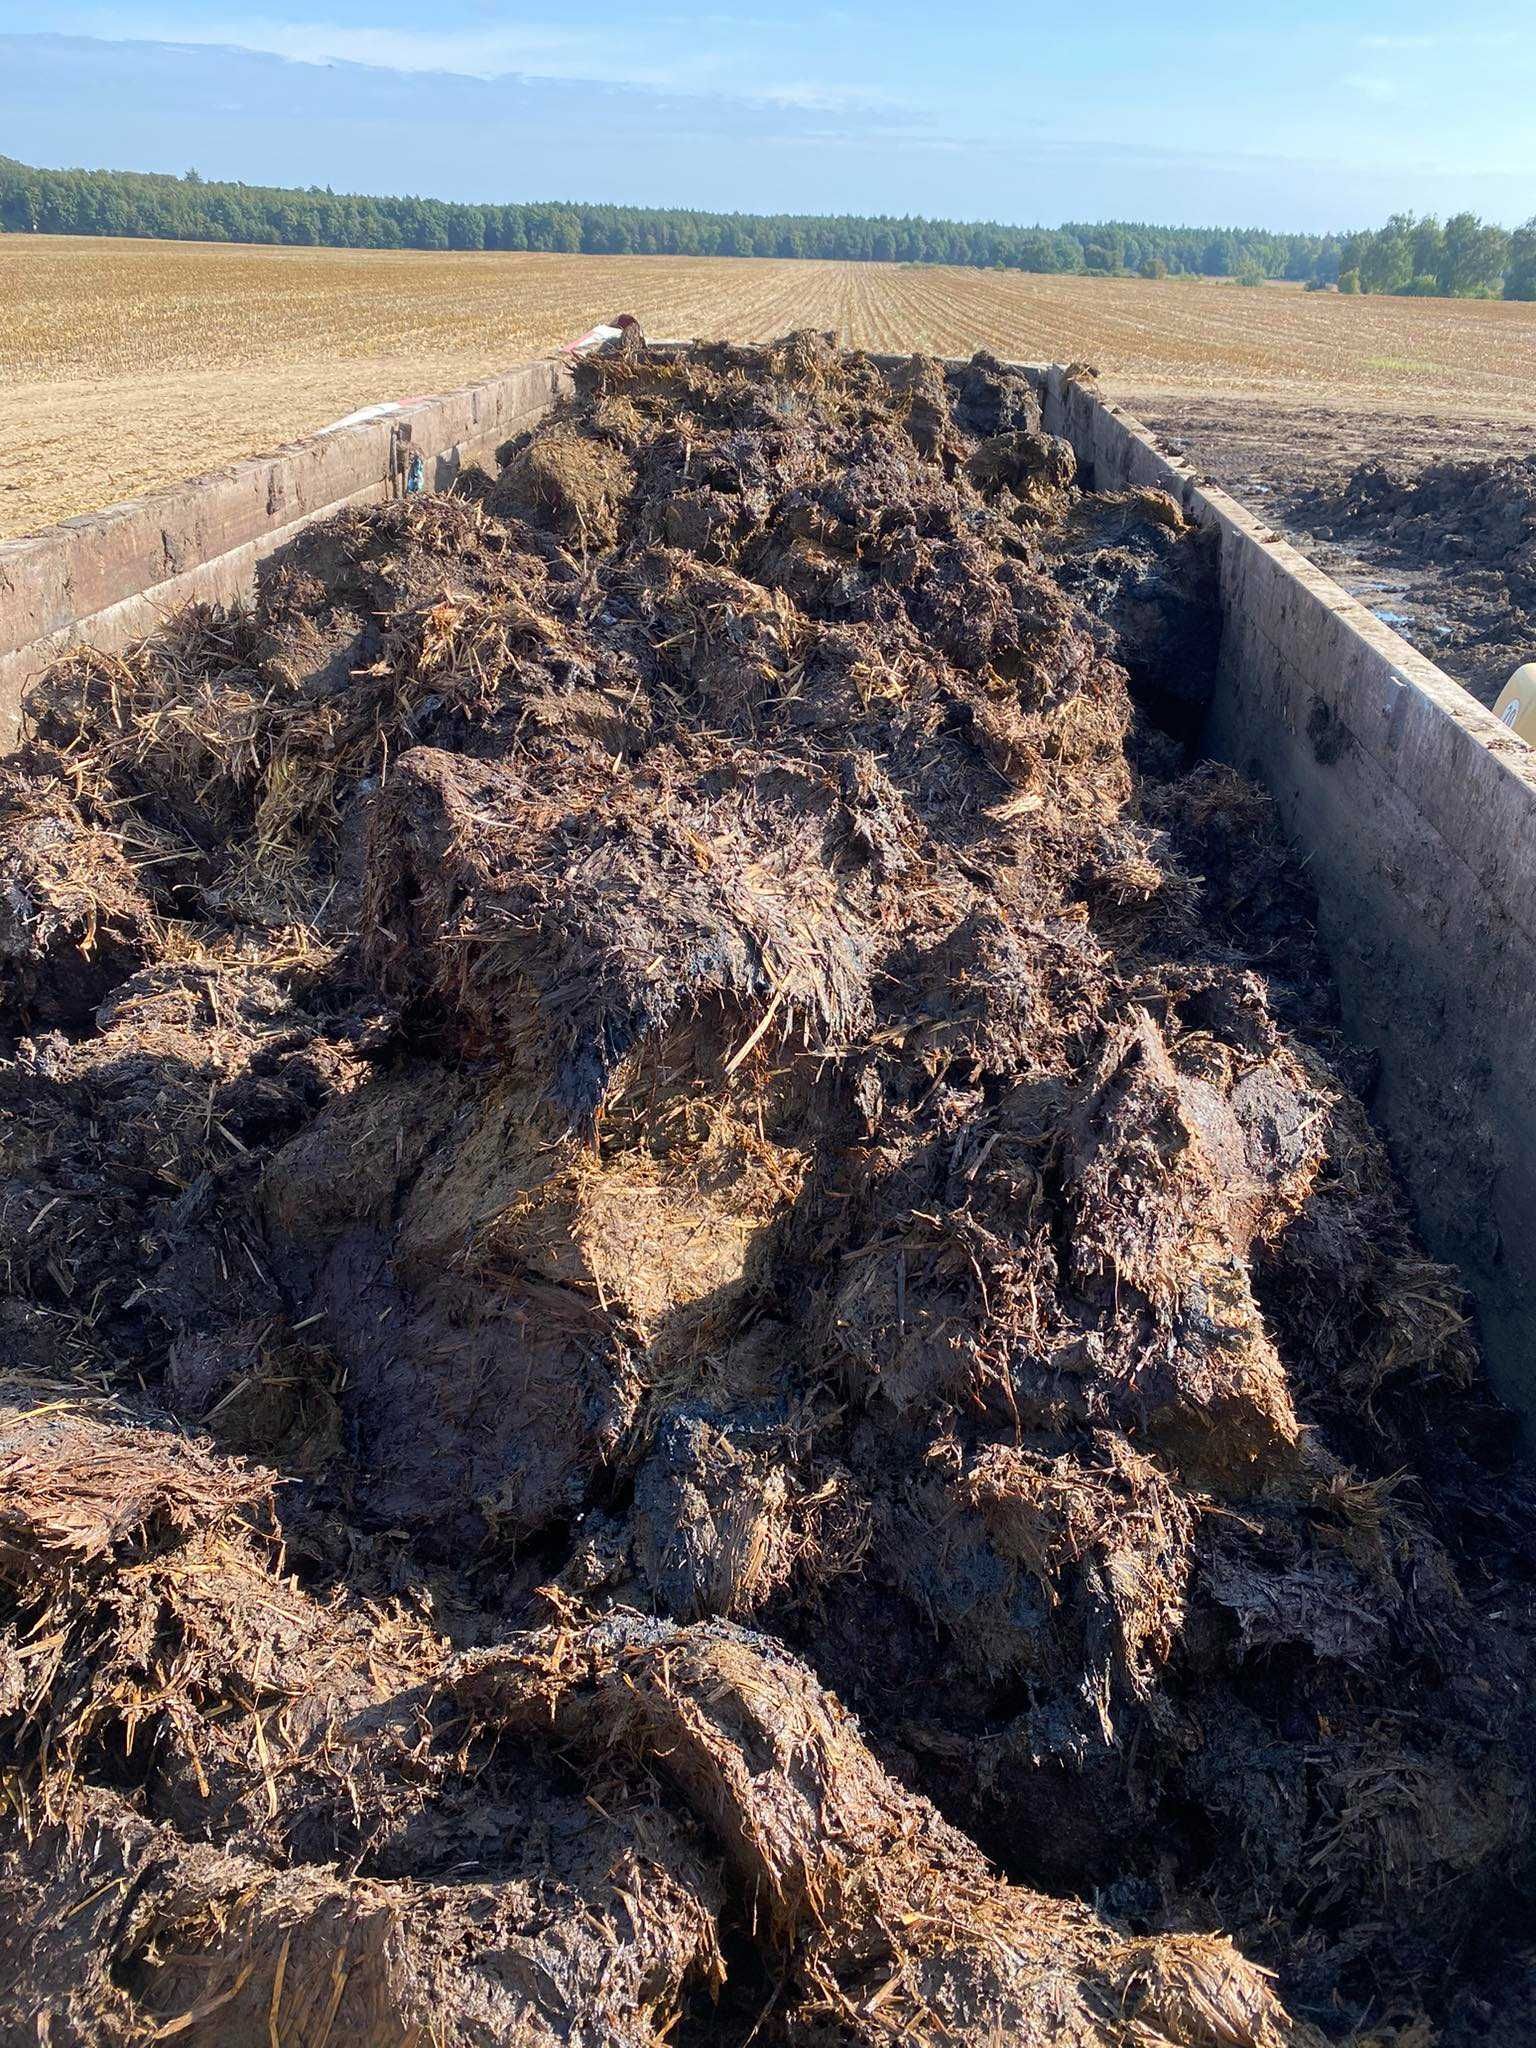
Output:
(5, 236), (1536, 536)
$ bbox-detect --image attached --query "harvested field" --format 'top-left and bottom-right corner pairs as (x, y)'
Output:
(3, 332), (1535, 2046)
(7, 234), (1536, 537)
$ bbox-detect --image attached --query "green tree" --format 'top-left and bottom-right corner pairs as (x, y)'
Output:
(1359, 213), (1414, 292)
(1411, 214), (1445, 281)
(1506, 219), (1536, 300)
(1440, 212), (1509, 295)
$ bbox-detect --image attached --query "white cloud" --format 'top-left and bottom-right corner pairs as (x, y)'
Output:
(84, 13), (689, 84)
(1342, 72), (1401, 104)
(755, 79), (899, 111)
(61, 7), (897, 113)
(1358, 29), (1517, 52)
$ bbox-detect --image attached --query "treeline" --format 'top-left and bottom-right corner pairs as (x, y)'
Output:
(1062, 222), (1339, 283)
(2, 155), (1532, 297)
(0, 157), (1326, 273)
(0, 156), (1334, 275)
(1335, 212), (1536, 300)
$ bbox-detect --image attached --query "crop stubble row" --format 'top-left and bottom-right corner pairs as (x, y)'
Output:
(5, 234), (1536, 536)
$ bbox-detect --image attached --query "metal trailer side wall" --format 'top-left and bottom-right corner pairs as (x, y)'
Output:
(1040, 368), (1536, 1427)
(0, 359), (571, 745)
(0, 354), (1530, 1426)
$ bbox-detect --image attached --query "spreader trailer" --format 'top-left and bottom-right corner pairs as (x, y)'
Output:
(2, 346), (1533, 1436)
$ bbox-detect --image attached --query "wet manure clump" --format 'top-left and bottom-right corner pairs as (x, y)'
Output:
(2, 333), (1533, 2047)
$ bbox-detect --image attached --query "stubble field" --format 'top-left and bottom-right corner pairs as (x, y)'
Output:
(6, 232), (1536, 537)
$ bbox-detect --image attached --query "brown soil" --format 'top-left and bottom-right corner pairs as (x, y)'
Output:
(2, 335), (1534, 2047)
(1140, 399), (1536, 709)
(1286, 454), (1536, 705)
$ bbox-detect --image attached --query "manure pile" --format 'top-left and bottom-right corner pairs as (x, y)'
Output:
(1300, 450), (1536, 611)
(1291, 451), (1536, 704)
(1, 335), (1533, 2046)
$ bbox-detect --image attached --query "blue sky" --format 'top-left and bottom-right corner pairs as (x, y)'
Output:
(2, 3), (1532, 229)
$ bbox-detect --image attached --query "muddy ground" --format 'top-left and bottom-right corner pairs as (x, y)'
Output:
(2, 337), (1535, 2047)
(1139, 398), (1536, 710)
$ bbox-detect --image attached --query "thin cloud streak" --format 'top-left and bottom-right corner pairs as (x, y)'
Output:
(63, 7), (899, 114)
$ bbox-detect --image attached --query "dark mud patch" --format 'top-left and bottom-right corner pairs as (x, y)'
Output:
(1141, 397), (1536, 708)
(1288, 453), (1536, 703)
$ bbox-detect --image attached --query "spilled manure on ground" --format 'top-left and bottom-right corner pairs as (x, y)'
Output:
(1, 334), (1533, 2046)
